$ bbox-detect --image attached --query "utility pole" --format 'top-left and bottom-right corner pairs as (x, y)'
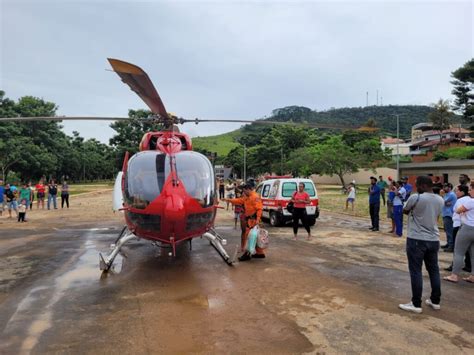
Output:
(376, 90), (379, 106)
(366, 91), (369, 107)
(392, 114), (401, 180)
(396, 114), (399, 180)
(280, 146), (283, 175)
(243, 144), (247, 182)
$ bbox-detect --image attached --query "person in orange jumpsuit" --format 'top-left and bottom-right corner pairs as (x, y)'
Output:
(226, 182), (265, 261)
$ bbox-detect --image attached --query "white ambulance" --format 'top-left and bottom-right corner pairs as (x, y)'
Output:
(255, 177), (319, 227)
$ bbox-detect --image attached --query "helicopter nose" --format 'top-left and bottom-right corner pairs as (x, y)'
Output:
(164, 194), (186, 222)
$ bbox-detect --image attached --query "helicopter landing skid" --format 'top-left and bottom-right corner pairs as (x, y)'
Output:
(202, 231), (237, 266)
(100, 227), (136, 272)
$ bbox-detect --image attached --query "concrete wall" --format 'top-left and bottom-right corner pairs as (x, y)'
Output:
(400, 167), (474, 186)
(312, 167), (397, 185)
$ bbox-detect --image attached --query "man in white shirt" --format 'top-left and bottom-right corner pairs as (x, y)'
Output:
(392, 181), (406, 237)
(398, 176), (444, 314)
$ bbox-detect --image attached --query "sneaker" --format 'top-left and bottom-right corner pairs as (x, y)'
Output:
(372, 228), (379, 232)
(369, 227), (374, 230)
(252, 254), (266, 259)
(398, 302), (422, 314)
(425, 299), (440, 310)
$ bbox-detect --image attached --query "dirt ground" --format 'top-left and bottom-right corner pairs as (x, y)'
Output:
(0, 190), (473, 354)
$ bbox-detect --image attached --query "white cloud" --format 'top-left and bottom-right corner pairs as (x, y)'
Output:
(1, 0), (472, 143)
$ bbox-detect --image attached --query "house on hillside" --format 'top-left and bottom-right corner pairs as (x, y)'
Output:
(411, 123), (470, 143)
(214, 165), (233, 180)
(381, 137), (411, 156)
(405, 123), (472, 162)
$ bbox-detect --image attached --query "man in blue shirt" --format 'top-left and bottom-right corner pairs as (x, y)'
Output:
(368, 176), (381, 231)
(441, 183), (457, 252)
(402, 177), (413, 201)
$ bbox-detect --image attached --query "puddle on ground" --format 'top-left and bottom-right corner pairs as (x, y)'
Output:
(3, 229), (119, 353)
(208, 296), (224, 309)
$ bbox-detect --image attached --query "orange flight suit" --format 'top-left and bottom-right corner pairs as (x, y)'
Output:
(229, 191), (265, 255)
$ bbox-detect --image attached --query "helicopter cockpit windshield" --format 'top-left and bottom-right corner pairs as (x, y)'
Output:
(126, 151), (166, 209)
(175, 151), (215, 208)
(125, 151), (215, 209)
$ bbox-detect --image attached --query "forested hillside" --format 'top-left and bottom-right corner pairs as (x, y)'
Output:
(192, 104), (450, 156)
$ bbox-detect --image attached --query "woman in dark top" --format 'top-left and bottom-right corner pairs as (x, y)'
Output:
(61, 181), (70, 208)
(47, 180), (58, 210)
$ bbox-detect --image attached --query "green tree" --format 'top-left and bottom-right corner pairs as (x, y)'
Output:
(311, 136), (358, 186)
(285, 147), (315, 177)
(0, 91), (115, 182)
(428, 99), (453, 143)
(109, 109), (162, 170)
(353, 139), (391, 168)
(222, 145), (244, 178)
(0, 92), (61, 180)
(451, 58), (474, 122)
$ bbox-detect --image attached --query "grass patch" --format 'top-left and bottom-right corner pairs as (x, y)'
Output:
(318, 184), (372, 218)
(68, 183), (113, 196)
(192, 130), (241, 156)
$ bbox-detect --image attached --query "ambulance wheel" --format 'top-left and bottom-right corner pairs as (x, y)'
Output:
(270, 212), (281, 227)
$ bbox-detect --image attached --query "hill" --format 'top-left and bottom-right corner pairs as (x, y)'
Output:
(192, 105), (455, 156)
(192, 130), (241, 157)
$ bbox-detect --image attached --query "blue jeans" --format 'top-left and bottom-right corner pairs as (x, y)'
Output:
(393, 205), (403, 236)
(442, 216), (454, 248)
(406, 238), (441, 307)
(48, 194), (57, 209)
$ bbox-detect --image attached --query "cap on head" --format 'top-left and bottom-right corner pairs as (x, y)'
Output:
(370, 176), (377, 181)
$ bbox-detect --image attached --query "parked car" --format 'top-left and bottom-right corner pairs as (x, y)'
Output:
(256, 177), (319, 227)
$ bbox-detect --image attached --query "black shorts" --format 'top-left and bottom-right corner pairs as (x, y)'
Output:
(37, 192), (45, 199)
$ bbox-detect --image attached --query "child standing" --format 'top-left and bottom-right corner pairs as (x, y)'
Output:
(345, 183), (356, 211)
(233, 187), (243, 229)
(18, 199), (27, 222)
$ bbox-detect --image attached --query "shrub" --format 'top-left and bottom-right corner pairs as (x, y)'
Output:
(433, 151), (449, 161)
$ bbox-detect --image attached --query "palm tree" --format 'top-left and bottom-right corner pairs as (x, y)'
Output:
(428, 99), (453, 144)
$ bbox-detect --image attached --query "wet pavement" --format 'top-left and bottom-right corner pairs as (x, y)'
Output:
(0, 209), (473, 354)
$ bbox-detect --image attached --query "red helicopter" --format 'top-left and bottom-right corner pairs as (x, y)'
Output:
(1, 58), (370, 271)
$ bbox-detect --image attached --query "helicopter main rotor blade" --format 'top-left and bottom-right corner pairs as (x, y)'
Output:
(0, 116), (141, 122)
(181, 118), (364, 130)
(107, 58), (168, 119)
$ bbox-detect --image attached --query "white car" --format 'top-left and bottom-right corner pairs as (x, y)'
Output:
(256, 178), (319, 227)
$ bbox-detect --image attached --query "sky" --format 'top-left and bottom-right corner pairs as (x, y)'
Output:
(1, 0), (473, 144)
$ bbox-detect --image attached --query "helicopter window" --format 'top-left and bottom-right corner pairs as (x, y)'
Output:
(126, 151), (169, 209)
(175, 151), (215, 208)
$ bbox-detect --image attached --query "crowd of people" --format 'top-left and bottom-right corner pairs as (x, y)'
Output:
(222, 173), (473, 314)
(343, 173), (473, 313)
(0, 178), (70, 222)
